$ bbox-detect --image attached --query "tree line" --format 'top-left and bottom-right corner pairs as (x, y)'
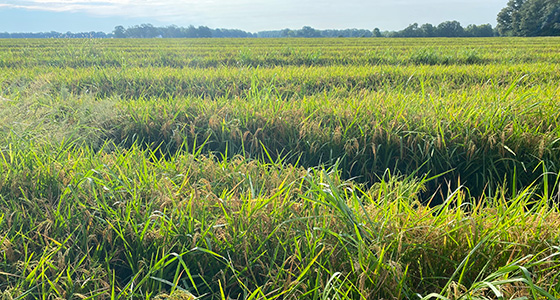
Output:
(112, 24), (255, 38)
(111, 22), (496, 38)
(113, 24), (377, 38)
(0, 22), (496, 39)
(257, 27), (374, 38)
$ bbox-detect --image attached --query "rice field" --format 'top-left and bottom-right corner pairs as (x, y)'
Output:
(0, 37), (559, 299)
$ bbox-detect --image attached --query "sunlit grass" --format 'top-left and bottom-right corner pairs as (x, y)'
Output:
(0, 37), (559, 299)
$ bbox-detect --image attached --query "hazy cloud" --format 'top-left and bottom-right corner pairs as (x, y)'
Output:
(0, 0), (209, 15)
(0, 0), (507, 32)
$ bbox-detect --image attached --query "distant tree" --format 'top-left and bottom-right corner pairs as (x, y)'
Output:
(373, 28), (382, 37)
(465, 24), (494, 37)
(497, 0), (526, 36)
(298, 26), (321, 37)
(281, 28), (296, 37)
(538, 0), (560, 35)
(383, 31), (399, 37)
(420, 23), (437, 37)
(400, 23), (421, 37)
(437, 21), (465, 37)
(163, 25), (182, 38)
(520, 0), (560, 35)
(212, 28), (252, 38)
(519, 0), (540, 35)
(389, 21), (493, 37)
(357, 29), (373, 37)
(142, 24), (160, 38)
(126, 24), (157, 38)
(183, 25), (198, 38)
(497, 0), (560, 36)
(197, 26), (212, 38)
(113, 25), (126, 38)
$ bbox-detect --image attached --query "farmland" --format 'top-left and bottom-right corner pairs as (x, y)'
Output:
(0, 37), (559, 299)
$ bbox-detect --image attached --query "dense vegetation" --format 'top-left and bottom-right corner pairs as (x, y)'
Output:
(0, 38), (559, 299)
(497, 0), (560, 36)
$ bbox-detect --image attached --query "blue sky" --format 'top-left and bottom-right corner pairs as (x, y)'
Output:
(0, 0), (508, 33)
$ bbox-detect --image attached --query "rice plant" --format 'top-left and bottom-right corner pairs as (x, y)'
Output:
(0, 37), (559, 299)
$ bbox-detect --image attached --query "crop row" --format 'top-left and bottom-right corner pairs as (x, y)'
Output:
(1, 38), (560, 68)
(2, 80), (558, 199)
(2, 63), (559, 100)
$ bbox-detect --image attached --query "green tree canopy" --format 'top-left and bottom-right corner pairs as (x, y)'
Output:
(465, 24), (495, 37)
(420, 23), (437, 37)
(437, 21), (465, 37)
(497, 0), (560, 36)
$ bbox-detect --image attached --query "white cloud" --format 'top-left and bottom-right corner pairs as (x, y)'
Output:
(0, 0), (207, 17)
(0, 0), (297, 29)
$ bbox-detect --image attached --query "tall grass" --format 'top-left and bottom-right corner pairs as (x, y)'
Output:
(0, 134), (558, 298)
(1, 37), (559, 299)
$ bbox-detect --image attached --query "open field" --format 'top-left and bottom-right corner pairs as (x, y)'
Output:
(1, 38), (559, 299)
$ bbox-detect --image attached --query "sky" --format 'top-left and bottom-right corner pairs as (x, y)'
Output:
(0, 0), (508, 33)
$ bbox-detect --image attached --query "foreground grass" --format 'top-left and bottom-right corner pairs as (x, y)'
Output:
(1, 94), (559, 299)
(1, 38), (560, 299)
